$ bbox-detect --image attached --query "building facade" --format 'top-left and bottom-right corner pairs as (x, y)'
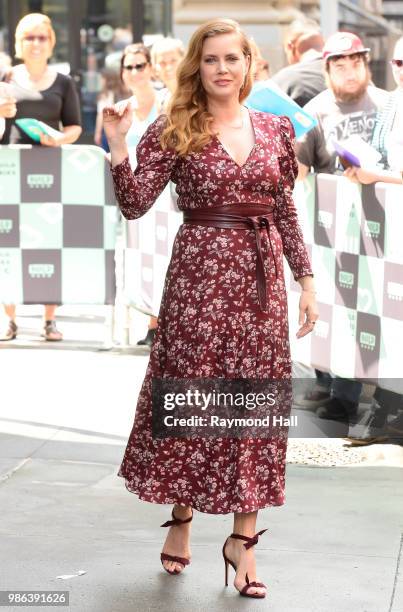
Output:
(0, 0), (173, 140)
(1, 1), (402, 138)
(172, 1), (402, 88)
(173, 0), (320, 74)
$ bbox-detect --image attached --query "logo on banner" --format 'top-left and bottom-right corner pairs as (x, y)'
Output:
(348, 311), (356, 334)
(364, 220), (381, 238)
(0, 161), (17, 177)
(28, 263), (55, 278)
(317, 210), (333, 229)
(27, 174), (54, 189)
(387, 281), (403, 301)
(314, 319), (329, 339)
(0, 219), (12, 233)
(67, 149), (98, 172)
(0, 253), (11, 274)
(359, 331), (376, 351)
(338, 270), (354, 288)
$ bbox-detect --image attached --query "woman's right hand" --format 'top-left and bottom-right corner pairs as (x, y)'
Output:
(102, 100), (133, 145)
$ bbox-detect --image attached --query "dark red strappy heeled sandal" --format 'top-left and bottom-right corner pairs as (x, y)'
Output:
(160, 507), (193, 575)
(222, 529), (268, 598)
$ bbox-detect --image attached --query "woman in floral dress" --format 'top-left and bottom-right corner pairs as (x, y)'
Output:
(103, 19), (317, 599)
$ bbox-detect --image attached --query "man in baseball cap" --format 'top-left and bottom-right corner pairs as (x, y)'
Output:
(295, 31), (388, 425)
(322, 32), (370, 62)
(296, 30), (387, 176)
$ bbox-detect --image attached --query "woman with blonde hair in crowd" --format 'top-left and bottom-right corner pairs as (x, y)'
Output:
(151, 37), (185, 102)
(103, 18), (316, 599)
(0, 13), (81, 342)
(249, 38), (270, 81)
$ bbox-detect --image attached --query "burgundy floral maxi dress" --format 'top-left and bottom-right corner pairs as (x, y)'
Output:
(111, 109), (312, 514)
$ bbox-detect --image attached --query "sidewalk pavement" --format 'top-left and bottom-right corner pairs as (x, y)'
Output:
(0, 308), (402, 612)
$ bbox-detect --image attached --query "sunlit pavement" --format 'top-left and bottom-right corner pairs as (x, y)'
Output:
(0, 307), (402, 612)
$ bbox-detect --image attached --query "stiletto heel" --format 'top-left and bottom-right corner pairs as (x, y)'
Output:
(222, 529), (268, 598)
(160, 507), (193, 575)
(223, 556), (229, 586)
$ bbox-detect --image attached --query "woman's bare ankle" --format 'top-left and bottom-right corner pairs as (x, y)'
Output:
(173, 504), (192, 520)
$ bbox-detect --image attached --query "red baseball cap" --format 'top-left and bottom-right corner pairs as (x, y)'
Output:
(323, 32), (370, 61)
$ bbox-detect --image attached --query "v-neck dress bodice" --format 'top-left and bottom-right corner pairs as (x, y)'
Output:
(111, 109), (312, 514)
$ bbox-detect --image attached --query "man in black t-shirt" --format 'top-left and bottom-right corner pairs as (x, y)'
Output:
(295, 32), (388, 426)
(297, 32), (388, 178)
(271, 22), (326, 107)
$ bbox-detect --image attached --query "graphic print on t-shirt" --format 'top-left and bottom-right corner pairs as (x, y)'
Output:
(326, 110), (377, 144)
(297, 87), (389, 174)
(322, 110), (378, 171)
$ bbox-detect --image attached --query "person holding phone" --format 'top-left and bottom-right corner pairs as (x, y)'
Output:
(0, 13), (81, 342)
(295, 32), (389, 423)
(344, 36), (403, 186)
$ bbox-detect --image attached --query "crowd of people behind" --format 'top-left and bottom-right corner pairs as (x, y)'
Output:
(0, 12), (403, 440)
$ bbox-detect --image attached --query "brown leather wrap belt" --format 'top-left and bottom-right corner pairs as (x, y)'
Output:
(183, 205), (277, 313)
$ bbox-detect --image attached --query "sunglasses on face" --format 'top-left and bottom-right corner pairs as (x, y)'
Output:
(123, 62), (148, 72)
(23, 35), (49, 43)
(391, 59), (403, 68)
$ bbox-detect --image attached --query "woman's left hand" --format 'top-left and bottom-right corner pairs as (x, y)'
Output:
(296, 290), (319, 339)
(39, 133), (63, 147)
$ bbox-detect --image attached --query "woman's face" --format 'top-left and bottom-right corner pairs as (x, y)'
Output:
(19, 24), (53, 64)
(392, 40), (403, 89)
(121, 52), (152, 92)
(154, 49), (182, 86)
(199, 33), (250, 103)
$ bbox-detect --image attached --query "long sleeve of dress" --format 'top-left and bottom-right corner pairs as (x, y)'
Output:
(110, 115), (177, 220)
(274, 116), (313, 280)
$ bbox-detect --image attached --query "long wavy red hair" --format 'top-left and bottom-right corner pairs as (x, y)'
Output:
(160, 19), (253, 156)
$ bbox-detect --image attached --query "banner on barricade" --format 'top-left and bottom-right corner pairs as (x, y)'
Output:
(288, 174), (403, 385)
(122, 183), (182, 316)
(0, 145), (118, 305)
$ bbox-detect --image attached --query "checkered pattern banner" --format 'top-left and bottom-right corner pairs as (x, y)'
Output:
(0, 145), (118, 305)
(288, 173), (403, 381)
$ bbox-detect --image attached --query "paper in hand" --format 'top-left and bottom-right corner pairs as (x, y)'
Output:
(333, 135), (381, 169)
(15, 118), (64, 143)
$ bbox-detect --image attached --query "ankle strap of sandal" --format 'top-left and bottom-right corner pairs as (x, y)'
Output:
(230, 529), (267, 549)
(160, 508), (193, 528)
